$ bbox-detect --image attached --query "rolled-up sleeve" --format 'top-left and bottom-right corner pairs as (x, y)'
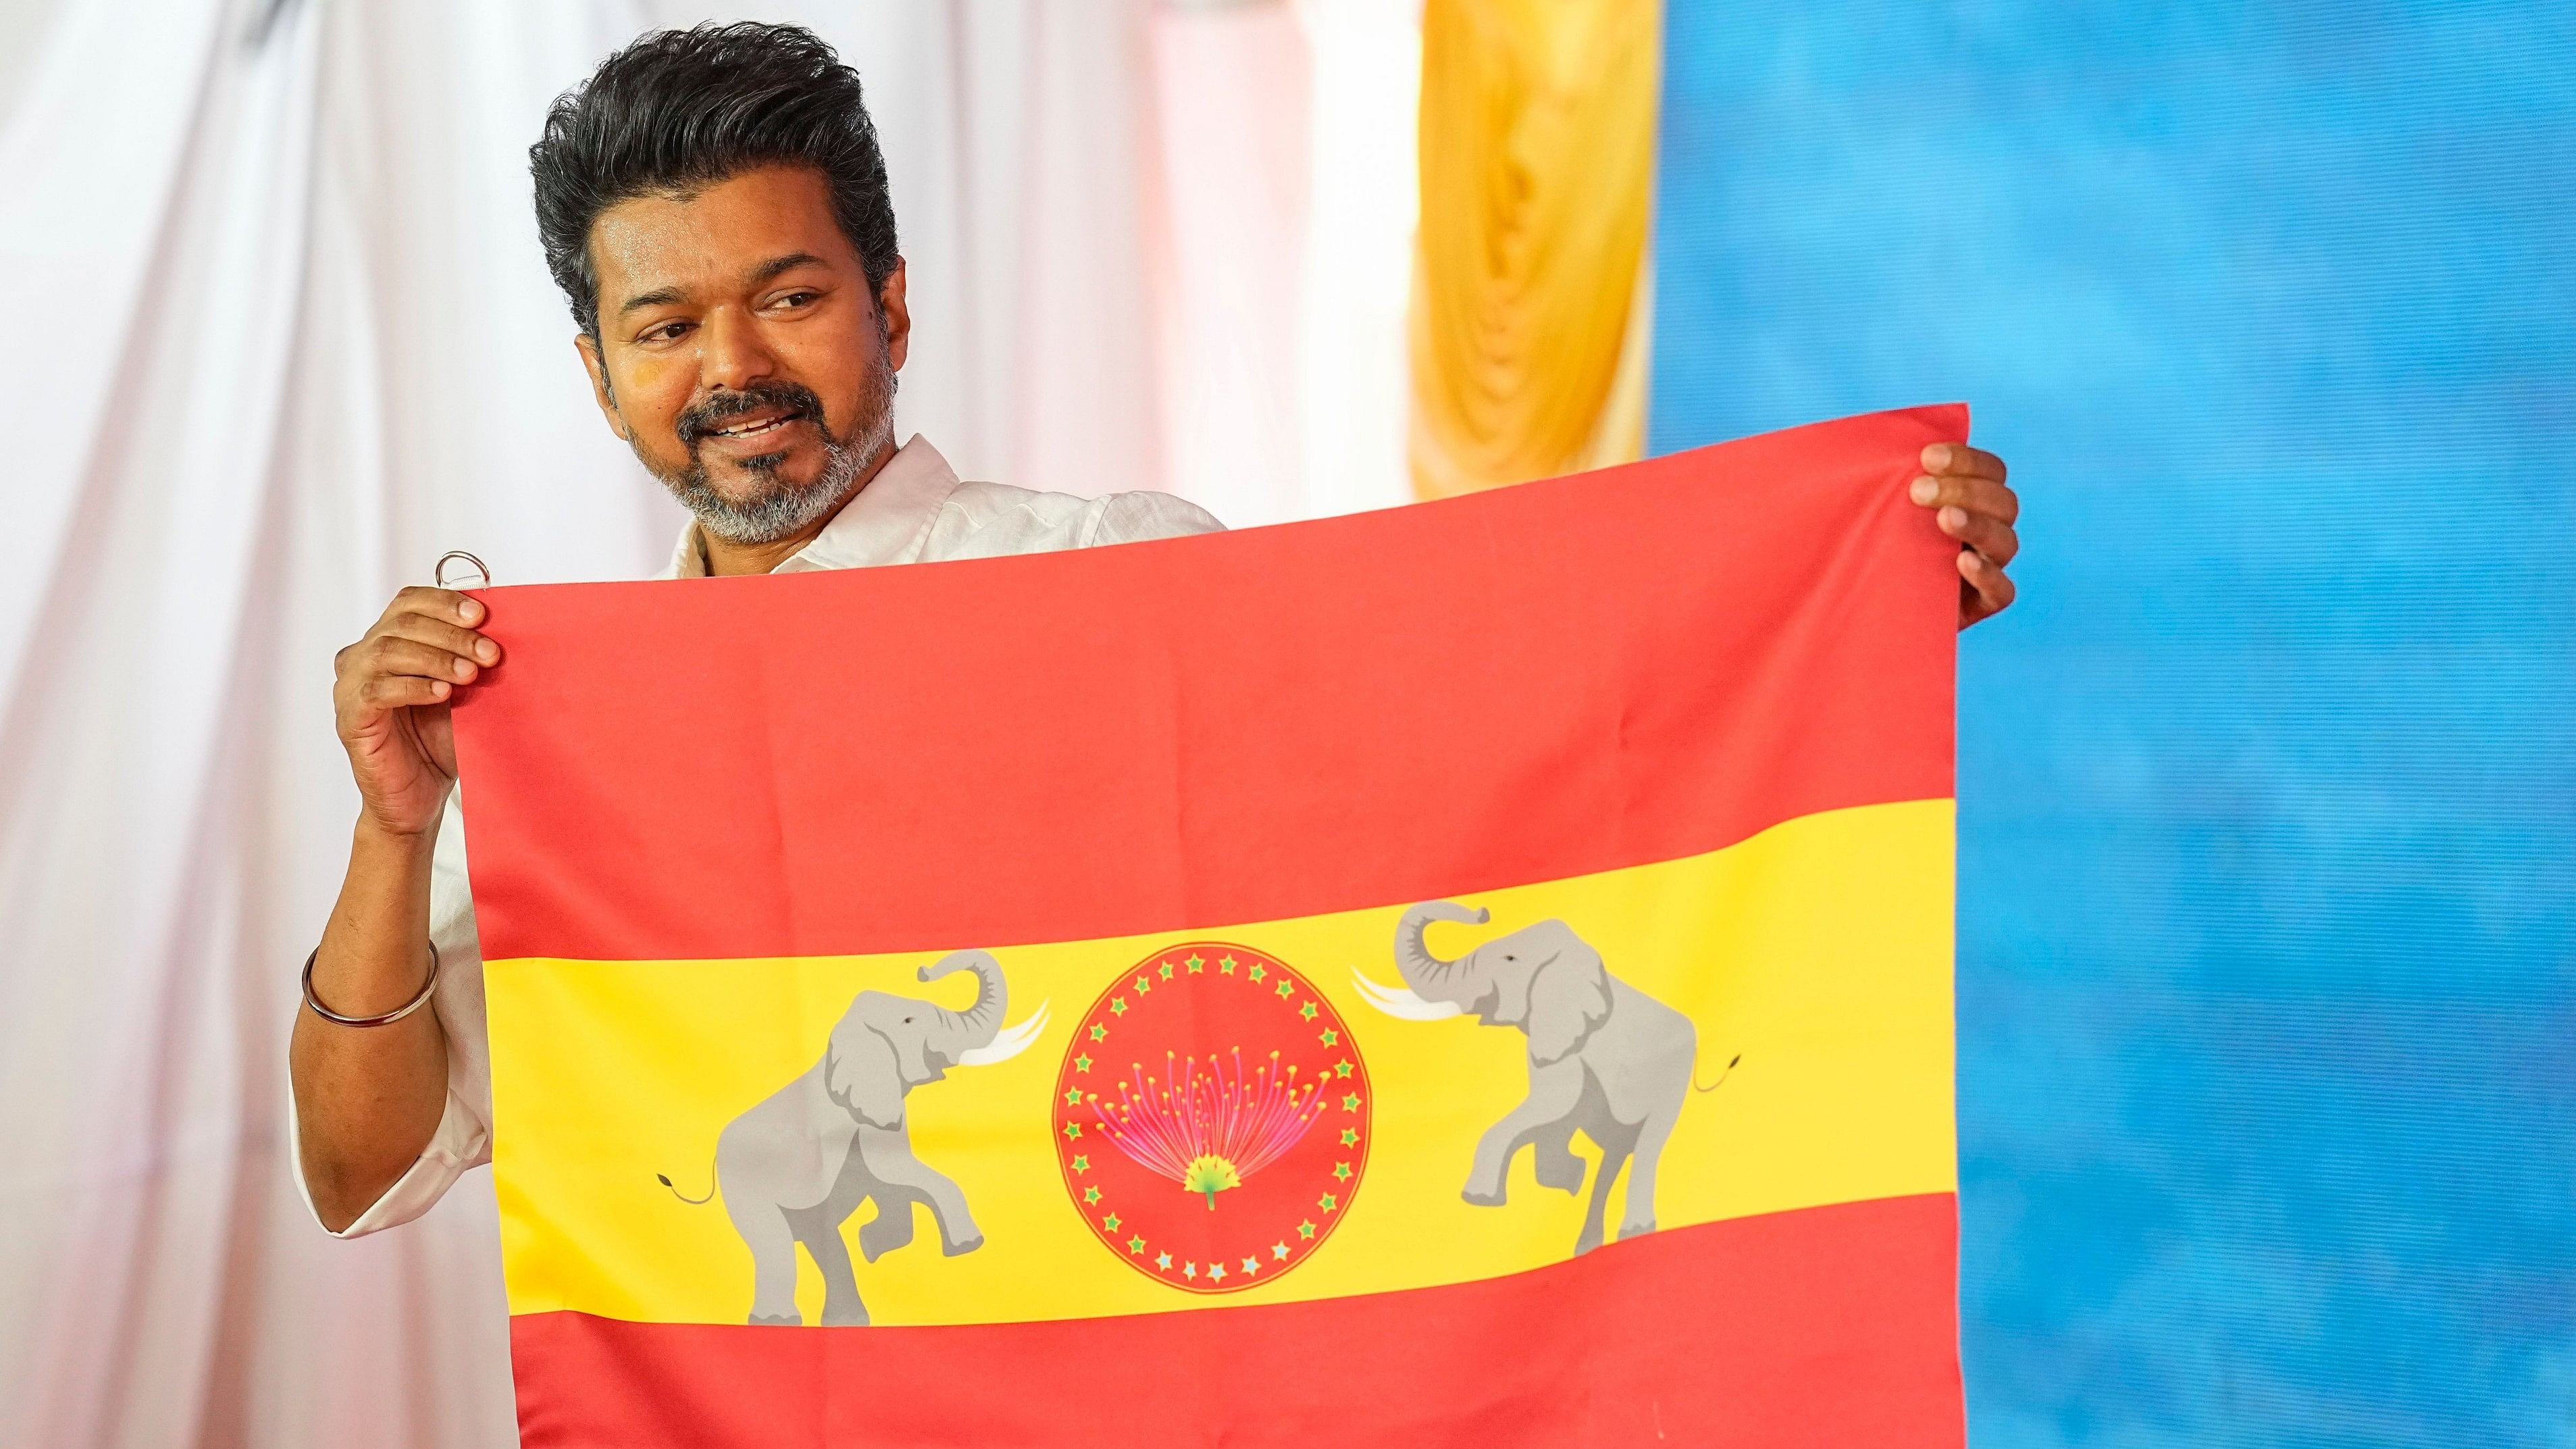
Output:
(292, 790), (495, 1238)
(291, 1082), (489, 1238)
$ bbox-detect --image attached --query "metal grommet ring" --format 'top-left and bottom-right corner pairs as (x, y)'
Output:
(434, 550), (491, 589)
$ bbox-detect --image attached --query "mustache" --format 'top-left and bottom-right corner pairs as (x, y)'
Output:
(674, 382), (829, 448)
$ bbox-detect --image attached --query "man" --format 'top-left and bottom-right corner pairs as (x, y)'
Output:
(290, 22), (2020, 1236)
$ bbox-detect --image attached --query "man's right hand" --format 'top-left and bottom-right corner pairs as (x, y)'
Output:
(299, 586), (494, 1231)
(332, 587), (500, 836)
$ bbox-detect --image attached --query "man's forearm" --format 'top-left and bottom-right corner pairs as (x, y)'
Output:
(290, 818), (453, 1231)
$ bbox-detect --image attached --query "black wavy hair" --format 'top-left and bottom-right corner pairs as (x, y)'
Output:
(529, 22), (899, 338)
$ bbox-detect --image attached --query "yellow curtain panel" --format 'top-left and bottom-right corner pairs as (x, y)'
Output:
(1410, 0), (1658, 500)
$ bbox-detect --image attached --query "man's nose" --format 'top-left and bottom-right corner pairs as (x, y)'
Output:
(698, 307), (777, 393)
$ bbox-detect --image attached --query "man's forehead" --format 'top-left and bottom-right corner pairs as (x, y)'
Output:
(590, 165), (854, 299)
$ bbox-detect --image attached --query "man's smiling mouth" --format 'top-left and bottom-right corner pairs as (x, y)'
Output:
(676, 382), (833, 451)
(704, 409), (802, 440)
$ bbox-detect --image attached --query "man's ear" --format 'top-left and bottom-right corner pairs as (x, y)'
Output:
(877, 258), (910, 374)
(573, 332), (631, 442)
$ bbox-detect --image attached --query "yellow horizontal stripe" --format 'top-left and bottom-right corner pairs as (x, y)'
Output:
(488, 798), (1953, 1326)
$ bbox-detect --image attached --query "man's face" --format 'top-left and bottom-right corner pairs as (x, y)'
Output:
(577, 164), (908, 543)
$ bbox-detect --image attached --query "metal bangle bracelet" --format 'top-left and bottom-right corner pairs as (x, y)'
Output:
(302, 942), (440, 1027)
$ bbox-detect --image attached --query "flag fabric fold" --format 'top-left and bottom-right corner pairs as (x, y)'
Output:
(453, 405), (1967, 1447)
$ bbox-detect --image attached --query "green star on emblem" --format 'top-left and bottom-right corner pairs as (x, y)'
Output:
(1218, 956), (1235, 973)
(1109, 997), (1127, 1016)
(1071, 1155), (1089, 1172)
(1340, 1127), (1360, 1146)
(1272, 1242), (1290, 1260)
(1103, 1213), (1121, 1231)
(1247, 963), (1266, 982)
(1341, 1093), (1361, 1111)
(1062, 1123), (1083, 1140)
(1075, 1054), (1093, 1072)
(1083, 1186), (1101, 1204)
(1133, 975), (1151, 993)
(1159, 961), (1175, 980)
(1318, 1029), (1338, 1047)
(1297, 1219), (1317, 1240)
(1299, 1001), (1319, 1021)
(1333, 1059), (1354, 1077)
(1274, 981), (1294, 998)
(1128, 1236), (1147, 1254)
(1187, 955), (1207, 971)
(1089, 1024), (1108, 1042)
(1318, 1193), (1338, 1212)
(1333, 1161), (1352, 1181)
(1064, 1088), (1083, 1105)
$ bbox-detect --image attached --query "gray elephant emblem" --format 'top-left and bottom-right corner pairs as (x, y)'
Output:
(659, 950), (1049, 1325)
(1354, 903), (1734, 1256)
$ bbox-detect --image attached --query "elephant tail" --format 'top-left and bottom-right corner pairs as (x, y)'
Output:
(656, 1160), (717, 1205)
(1693, 1053), (1742, 1094)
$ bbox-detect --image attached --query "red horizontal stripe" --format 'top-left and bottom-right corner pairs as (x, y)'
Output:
(455, 407), (1961, 961)
(509, 1192), (1962, 1448)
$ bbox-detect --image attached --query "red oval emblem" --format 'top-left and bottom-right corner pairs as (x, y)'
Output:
(1052, 943), (1370, 1293)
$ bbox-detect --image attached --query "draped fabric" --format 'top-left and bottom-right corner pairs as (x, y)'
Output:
(0, 2), (1410, 1444)
(1408, 0), (1655, 500)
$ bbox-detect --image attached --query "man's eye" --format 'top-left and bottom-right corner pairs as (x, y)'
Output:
(775, 291), (818, 309)
(642, 322), (690, 344)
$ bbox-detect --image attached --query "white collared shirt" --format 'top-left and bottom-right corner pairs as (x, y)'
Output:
(295, 436), (1222, 1237)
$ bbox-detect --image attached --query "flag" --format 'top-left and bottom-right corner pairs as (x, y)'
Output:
(452, 405), (1965, 1447)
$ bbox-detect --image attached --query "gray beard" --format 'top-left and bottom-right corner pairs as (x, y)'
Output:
(655, 368), (897, 546)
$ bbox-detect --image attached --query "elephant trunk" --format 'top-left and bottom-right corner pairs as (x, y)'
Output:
(1393, 900), (1490, 1000)
(919, 950), (1006, 1061)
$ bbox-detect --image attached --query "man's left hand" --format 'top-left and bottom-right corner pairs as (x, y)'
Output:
(1910, 443), (2019, 628)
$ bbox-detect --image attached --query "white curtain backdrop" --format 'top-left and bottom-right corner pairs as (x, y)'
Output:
(0, 1), (1412, 1444)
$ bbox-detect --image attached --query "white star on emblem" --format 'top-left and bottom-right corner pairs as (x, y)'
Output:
(1182, 1262), (1197, 1279)
(1156, 1252), (1173, 1270)
(1241, 1256), (1260, 1275)
(1208, 1262), (1227, 1281)
(1272, 1242), (1290, 1260)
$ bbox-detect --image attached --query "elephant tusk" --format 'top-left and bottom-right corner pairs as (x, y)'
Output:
(1350, 968), (1462, 1021)
(956, 1000), (1050, 1067)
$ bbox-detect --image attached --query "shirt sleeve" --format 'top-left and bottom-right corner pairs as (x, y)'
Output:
(290, 1075), (489, 1239)
(1084, 490), (1227, 546)
(292, 790), (495, 1238)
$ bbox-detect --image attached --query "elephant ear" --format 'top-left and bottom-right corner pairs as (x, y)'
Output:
(825, 1019), (907, 1130)
(1524, 934), (1612, 1066)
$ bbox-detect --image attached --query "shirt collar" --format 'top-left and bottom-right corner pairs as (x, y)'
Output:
(658, 434), (962, 580)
